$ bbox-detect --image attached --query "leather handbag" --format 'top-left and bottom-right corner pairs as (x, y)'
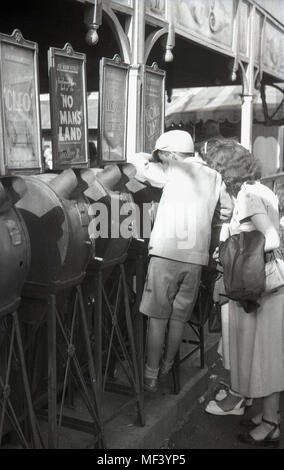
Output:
(264, 249), (284, 294)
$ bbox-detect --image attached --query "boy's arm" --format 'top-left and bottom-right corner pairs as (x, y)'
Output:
(128, 152), (167, 188)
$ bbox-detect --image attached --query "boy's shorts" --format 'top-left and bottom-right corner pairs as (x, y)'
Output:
(140, 256), (202, 323)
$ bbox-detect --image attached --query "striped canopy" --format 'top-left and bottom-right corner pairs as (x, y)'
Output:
(165, 85), (284, 126)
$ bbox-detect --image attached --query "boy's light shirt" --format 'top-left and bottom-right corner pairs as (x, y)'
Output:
(129, 152), (232, 224)
(128, 153), (223, 264)
(129, 152), (209, 189)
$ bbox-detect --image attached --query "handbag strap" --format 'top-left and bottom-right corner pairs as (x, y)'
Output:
(265, 248), (284, 263)
(274, 248), (283, 260)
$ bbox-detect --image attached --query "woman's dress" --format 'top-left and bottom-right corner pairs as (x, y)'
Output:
(228, 182), (284, 398)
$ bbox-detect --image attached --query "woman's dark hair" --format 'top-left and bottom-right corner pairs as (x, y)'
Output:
(196, 137), (224, 162)
(203, 139), (262, 197)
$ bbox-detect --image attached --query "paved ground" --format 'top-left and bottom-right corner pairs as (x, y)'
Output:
(168, 349), (284, 450)
(9, 324), (284, 450)
(34, 325), (220, 449)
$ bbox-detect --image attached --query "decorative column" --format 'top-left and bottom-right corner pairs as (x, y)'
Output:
(126, 0), (146, 159)
(241, 95), (254, 151)
(240, 4), (256, 151)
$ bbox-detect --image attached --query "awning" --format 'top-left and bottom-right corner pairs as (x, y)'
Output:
(165, 85), (284, 126)
(40, 92), (99, 130)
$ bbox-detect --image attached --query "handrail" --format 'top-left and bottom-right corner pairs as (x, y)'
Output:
(261, 173), (284, 183)
(261, 173), (284, 196)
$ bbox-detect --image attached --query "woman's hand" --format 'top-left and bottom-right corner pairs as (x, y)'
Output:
(213, 246), (220, 263)
(220, 223), (230, 242)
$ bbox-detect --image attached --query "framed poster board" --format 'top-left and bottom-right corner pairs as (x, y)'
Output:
(99, 55), (129, 164)
(48, 43), (89, 170)
(143, 63), (165, 154)
(0, 29), (42, 175)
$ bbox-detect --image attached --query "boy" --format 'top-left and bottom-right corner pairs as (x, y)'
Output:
(130, 130), (231, 391)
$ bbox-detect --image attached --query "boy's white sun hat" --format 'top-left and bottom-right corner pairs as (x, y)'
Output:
(153, 130), (194, 154)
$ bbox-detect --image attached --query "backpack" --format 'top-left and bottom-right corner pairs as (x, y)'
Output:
(218, 230), (265, 313)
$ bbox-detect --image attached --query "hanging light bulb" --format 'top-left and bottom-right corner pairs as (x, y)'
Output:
(84, 1), (102, 47)
(85, 25), (99, 46)
(164, 21), (175, 63)
(164, 46), (174, 63)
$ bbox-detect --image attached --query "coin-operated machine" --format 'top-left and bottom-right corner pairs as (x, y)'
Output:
(85, 164), (134, 263)
(16, 169), (105, 449)
(0, 177), (41, 448)
(82, 163), (144, 427)
(17, 170), (92, 294)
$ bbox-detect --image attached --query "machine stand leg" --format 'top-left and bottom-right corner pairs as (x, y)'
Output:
(12, 311), (42, 449)
(120, 264), (145, 426)
(172, 351), (181, 395)
(47, 294), (57, 449)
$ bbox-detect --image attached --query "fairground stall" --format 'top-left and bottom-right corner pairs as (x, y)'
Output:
(87, 0), (284, 156)
(0, 0), (284, 449)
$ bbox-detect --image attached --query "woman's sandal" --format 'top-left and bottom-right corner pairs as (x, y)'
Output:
(238, 418), (280, 448)
(205, 397), (246, 416)
(240, 411), (280, 428)
(213, 383), (253, 406)
(240, 416), (262, 428)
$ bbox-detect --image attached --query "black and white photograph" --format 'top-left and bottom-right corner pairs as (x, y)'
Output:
(0, 0), (284, 458)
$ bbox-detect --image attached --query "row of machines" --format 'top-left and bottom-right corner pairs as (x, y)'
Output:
(0, 28), (163, 449)
(0, 162), (144, 448)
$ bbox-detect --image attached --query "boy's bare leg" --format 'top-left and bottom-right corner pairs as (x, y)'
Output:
(162, 319), (186, 370)
(145, 317), (168, 371)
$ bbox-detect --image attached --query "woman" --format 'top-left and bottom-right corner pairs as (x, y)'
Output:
(205, 140), (284, 447)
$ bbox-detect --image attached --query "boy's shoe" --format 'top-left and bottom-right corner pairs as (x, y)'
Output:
(159, 361), (174, 377)
(144, 377), (158, 392)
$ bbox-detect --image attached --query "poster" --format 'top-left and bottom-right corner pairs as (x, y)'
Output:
(175, 0), (235, 49)
(143, 64), (165, 154)
(146, 0), (166, 20)
(99, 56), (128, 163)
(263, 21), (284, 78)
(49, 43), (88, 169)
(0, 30), (41, 173)
(238, 0), (249, 57)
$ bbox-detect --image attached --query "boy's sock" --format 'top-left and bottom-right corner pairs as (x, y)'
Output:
(160, 359), (174, 376)
(144, 364), (159, 379)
